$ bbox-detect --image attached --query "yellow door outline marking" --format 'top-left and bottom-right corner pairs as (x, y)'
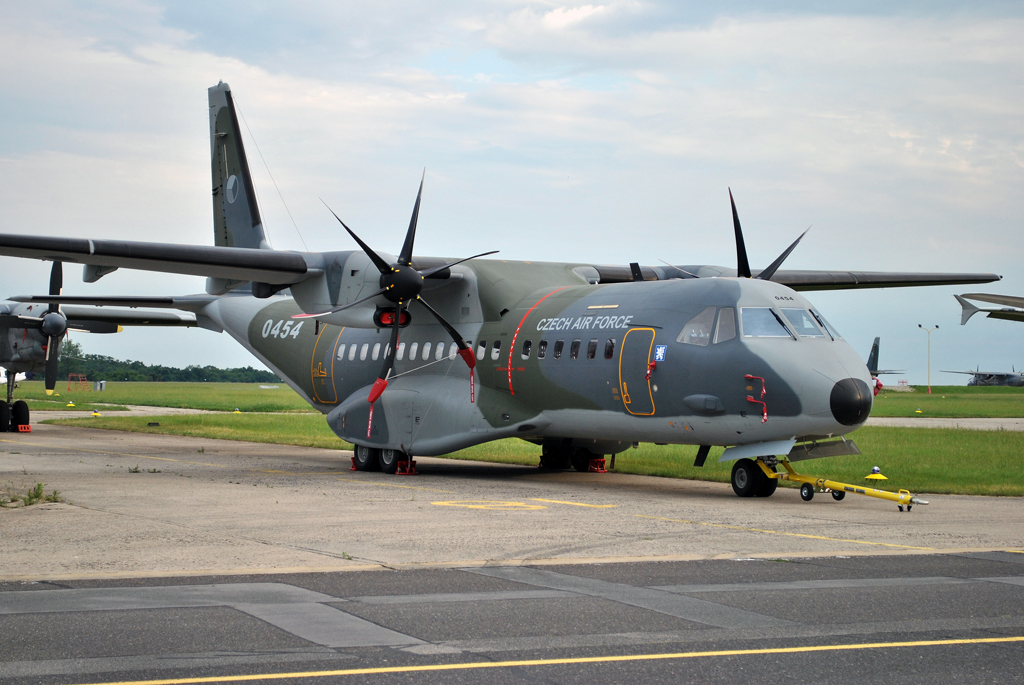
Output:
(636, 514), (933, 550)
(309, 326), (344, 404)
(65, 636), (1024, 685)
(529, 498), (617, 508)
(432, 500), (547, 510)
(618, 327), (656, 416)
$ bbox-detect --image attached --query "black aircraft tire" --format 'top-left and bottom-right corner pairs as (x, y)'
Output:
(800, 483), (815, 501)
(755, 472), (778, 498)
(353, 445), (381, 472)
(11, 400), (29, 429)
(0, 401), (8, 432)
(731, 459), (761, 497)
(540, 445), (572, 470)
(379, 448), (400, 475)
(831, 490), (846, 501)
(570, 449), (593, 473)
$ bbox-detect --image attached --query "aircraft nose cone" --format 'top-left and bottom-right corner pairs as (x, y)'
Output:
(830, 378), (872, 426)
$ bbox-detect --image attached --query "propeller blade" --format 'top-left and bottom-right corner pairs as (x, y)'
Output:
(0, 315), (43, 329)
(44, 335), (60, 395)
(729, 188), (752, 279)
(756, 227), (810, 282)
(418, 250), (500, 279)
(398, 170), (425, 267)
(291, 286), (389, 319)
(48, 261), (62, 313)
(413, 296), (475, 370)
(321, 200), (392, 275)
(368, 303), (404, 404)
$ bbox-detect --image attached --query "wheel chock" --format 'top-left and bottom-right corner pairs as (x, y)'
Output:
(588, 458), (607, 473)
(396, 459), (417, 476)
(17, 424), (31, 433)
(350, 456), (358, 471)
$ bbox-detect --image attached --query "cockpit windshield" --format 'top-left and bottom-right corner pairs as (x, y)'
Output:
(781, 308), (825, 337)
(809, 309), (843, 340)
(741, 308), (792, 338)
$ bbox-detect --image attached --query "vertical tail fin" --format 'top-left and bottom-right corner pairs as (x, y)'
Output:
(955, 294), (982, 325)
(866, 336), (880, 375)
(209, 82), (269, 251)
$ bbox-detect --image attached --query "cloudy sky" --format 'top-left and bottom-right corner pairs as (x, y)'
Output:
(1, 1), (1022, 383)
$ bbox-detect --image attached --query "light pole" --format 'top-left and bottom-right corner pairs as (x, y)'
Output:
(918, 324), (938, 394)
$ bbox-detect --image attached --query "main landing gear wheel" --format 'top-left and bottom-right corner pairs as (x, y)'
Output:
(800, 483), (815, 501)
(570, 448), (595, 473)
(0, 401), (9, 432)
(353, 445), (381, 472)
(540, 443), (572, 470)
(731, 458), (762, 498)
(831, 490), (846, 501)
(755, 471), (778, 498)
(11, 400), (29, 431)
(379, 448), (400, 475)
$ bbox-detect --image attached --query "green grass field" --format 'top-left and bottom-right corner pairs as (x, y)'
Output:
(871, 385), (1024, 418)
(15, 380), (316, 413)
(48, 413), (1024, 496)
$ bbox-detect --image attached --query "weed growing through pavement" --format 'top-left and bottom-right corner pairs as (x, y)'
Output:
(128, 465), (140, 473)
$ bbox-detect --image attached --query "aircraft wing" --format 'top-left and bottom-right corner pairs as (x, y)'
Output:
(11, 295), (215, 311)
(63, 306), (197, 328)
(0, 234), (316, 285)
(959, 293), (1024, 308)
(941, 370), (1016, 377)
(768, 270), (1001, 291)
(873, 369), (904, 375)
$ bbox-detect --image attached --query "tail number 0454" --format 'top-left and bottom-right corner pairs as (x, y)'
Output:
(262, 319), (304, 339)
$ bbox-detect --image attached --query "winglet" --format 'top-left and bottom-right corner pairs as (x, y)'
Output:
(955, 294), (982, 325)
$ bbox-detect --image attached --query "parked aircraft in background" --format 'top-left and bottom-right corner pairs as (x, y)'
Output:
(0, 262), (197, 430)
(0, 82), (1001, 499)
(941, 368), (1024, 387)
(956, 293), (1024, 325)
(865, 336), (904, 395)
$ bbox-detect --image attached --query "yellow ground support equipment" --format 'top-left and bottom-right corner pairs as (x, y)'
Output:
(757, 459), (928, 512)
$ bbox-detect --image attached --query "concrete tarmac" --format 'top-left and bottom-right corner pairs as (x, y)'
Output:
(2, 425), (1024, 683)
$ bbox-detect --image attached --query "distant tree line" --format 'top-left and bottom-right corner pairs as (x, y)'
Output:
(57, 340), (281, 383)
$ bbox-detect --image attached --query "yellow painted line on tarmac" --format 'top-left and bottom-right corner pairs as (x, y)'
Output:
(433, 500), (547, 510)
(68, 636), (1024, 685)
(530, 498), (617, 508)
(636, 514), (933, 550)
(0, 438), (227, 468)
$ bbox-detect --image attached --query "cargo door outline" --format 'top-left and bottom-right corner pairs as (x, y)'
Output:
(618, 327), (656, 416)
(311, 326), (344, 404)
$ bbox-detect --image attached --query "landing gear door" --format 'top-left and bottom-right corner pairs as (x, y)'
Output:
(618, 327), (656, 416)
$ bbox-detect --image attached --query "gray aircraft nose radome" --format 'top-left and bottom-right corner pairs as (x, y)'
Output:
(830, 378), (872, 426)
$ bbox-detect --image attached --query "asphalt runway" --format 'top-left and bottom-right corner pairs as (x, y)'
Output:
(2, 425), (1024, 683)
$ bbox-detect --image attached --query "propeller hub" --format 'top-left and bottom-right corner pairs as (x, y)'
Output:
(40, 311), (67, 338)
(380, 264), (423, 303)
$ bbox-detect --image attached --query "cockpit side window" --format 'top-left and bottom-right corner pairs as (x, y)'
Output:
(677, 306), (715, 346)
(714, 308), (736, 343)
(810, 309), (843, 340)
(781, 308), (825, 337)
(741, 307), (792, 338)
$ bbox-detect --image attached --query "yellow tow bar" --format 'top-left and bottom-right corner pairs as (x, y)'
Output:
(757, 459), (928, 511)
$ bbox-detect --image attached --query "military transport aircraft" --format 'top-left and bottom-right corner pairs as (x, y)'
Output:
(0, 261), (198, 431)
(941, 368), (1024, 387)
(865, 336), (903, 395)
(0, 82), (1001, 499)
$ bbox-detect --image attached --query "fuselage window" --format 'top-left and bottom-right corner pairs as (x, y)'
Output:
(476, 341), (487, 360)
(449, 342), (459, 359)
(538, 340), (548, 359)
(714, 308), (736, 343)
(521, 340), (532, 360)
(348, 344), (358, 361)
(604, 339), (616, 359)
(422, 342), (431, 360)
(741, 308), (792, 338)
(397, 342), (406, 360)
(810, 309), (843, 340)
(781, 308), (825, 337)
(586, 338), (598, 360)
(371, 342), (381, 360)
(409, 342), (419, 360)
(337, 343), (346, 361)
(490, 340), (502, 361)
(677, 306), (715, 346)
(435, 341), (445, 361)
(359, 343), (369, 361)
(570, 339), (581, 360)
(553, 340), (564, 359)
(384, 343), (391, 359)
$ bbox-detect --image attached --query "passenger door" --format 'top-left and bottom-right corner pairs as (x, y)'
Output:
(618, 327), (656, 416)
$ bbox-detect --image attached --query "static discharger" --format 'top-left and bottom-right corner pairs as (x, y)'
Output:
(756, 460), (928, 512)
